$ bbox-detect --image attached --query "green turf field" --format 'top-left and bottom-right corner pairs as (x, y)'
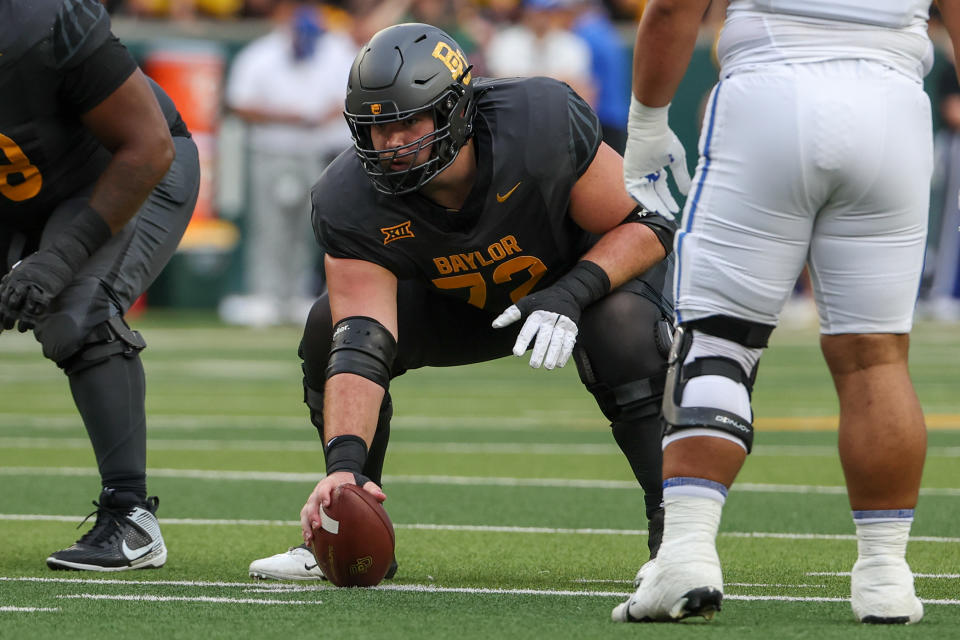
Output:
(1, 312), (958, 639)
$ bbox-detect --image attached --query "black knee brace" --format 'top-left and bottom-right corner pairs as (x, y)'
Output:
(661, 318), (770, 453)
(326, 316), (397, 389)
(573, 318), (672, 423)
(57, 317), (147, 375)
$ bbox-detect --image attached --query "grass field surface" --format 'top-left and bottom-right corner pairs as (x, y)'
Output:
(1, 312), (958, 639)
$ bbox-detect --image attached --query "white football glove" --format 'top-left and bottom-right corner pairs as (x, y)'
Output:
(623, 97), (692, 217)
(492, 306), (578, 370)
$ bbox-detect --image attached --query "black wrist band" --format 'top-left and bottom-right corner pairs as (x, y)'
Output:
(48, 204), (112, 271)
(324, 434), (368, 476)
(558, 260), (610, 309)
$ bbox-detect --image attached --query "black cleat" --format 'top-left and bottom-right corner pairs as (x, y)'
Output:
(46, 491), (166, 572)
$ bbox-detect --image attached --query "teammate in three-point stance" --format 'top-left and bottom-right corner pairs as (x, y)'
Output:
(612, 0), (960, 625)
(249, 23), (675, 582)
(0, 0), (200, 571)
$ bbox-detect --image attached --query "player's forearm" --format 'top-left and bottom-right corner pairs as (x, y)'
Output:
(579, 223), (667, 290)
(87, 136), (174, 234)
(322, 373), (385, 448)
(632, 0), (712, 107)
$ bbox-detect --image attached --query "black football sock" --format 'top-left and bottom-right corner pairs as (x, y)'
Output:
(68, 352), (148, 501)
(363, 394), (393, 486)
(611, 415), (664, 523)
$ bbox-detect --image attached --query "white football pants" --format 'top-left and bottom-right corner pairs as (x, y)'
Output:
(675, 59), (931, 334)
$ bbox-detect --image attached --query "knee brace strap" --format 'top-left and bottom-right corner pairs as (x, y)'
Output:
(686, 314), (774, 349)
(325, 316), (397, 390)
(60, 316), (147, 375)
(662, 326), (755, 453)
(574, 347), (665, 422)
(609, 374), (666, 420)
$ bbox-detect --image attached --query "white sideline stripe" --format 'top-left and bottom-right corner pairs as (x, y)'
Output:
(58, 594), (320, 605)
(3, 466), (960, 497)
(2, 514), (960, 544)
(5, 578), (959, 605)
(808, 572), (960, 579)
(0, 605), (60, 612)
(3, 437), (960, 458)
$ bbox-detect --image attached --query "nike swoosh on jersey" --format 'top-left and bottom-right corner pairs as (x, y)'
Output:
(496, 181), (522, 203)
(122, 540), (157, 561)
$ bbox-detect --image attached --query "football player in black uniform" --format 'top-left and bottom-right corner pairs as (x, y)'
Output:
(250, 23), (674, 584)
(0, 0), (200, 571)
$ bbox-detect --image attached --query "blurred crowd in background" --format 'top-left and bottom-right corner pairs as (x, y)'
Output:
(97, 0), (960, 326)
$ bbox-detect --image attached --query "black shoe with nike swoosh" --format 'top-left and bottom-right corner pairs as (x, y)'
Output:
(46, 490), (167, 571)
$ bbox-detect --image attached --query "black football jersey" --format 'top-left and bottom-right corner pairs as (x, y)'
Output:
(313, 76), (673, 315)
(0, 0), (186, 233)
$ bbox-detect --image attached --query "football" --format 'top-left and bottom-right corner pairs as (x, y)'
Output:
(311, 483), (396, 587)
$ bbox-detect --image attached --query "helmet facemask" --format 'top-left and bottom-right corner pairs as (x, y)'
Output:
(344, 24), (476, 196)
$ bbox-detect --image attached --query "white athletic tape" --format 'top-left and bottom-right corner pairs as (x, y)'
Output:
(319, 507), (339, 535)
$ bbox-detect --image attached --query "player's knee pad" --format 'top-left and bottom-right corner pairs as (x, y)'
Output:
(54, 316), (147, 375)
(662, 319), (768, 453)
(574, 347), (667, 424)
(326, 316), (397, 390)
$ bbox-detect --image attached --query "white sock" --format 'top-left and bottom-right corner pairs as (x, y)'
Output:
(660, 480), (725, 557)
(854, 515), (912, 560)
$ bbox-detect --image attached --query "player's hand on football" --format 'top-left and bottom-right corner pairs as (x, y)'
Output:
(301, 471), (386, 545)
(623, 97), (691, 217)
(492, 286), (580, 370)
(0, 250), (74, 332)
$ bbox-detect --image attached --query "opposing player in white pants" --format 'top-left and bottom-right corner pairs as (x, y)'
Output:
(613, 0), (960, 625)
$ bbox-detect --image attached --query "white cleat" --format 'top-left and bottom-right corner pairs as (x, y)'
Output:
(851, 556), (923, 624)
(249, 544), (326, 581)
(633, 558), (656, 588)
(612, 547), (723, 622)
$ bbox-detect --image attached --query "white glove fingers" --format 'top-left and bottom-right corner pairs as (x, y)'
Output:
(558, 331), (578, 368)
(512, 315), (539, 357)
(492, 305), (522, 329)
(653, 179), (679, 215)
(668, 144), (692, 195)
(528, 313), (557, 368)
(543, 328), (566, 370)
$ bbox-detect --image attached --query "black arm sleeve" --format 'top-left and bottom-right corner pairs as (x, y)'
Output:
(566, 85), (603, 178)
(621, 206), (678, 255)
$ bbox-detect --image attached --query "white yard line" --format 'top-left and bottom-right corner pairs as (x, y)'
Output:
(1, 412), (957, 432)
(0, 605), (60, 612)
(2, 515), (959, 544)
(808, 572), (960, 579)
(58, 594), (320, 605)
(3, 436), (960, 458)
(2, 576), (286, 588)
(3, 465), (960, 497)
(4, 577), (958, 606)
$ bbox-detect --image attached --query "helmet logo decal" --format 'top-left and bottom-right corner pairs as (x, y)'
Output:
(370, 104), (381, 115)
(431, 42), (471, 85)
(381, 220), (415, 245)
